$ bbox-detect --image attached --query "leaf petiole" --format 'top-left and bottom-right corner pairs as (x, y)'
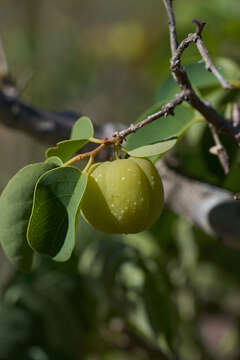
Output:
(83, 155), (94, 173)
(89, 137), (104, 144)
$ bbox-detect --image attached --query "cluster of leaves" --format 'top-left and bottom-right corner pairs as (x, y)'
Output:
(0, 117), (94, 272)
(0, 112), (179, 273)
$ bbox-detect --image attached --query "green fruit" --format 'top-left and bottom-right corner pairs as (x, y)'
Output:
(81, 157), (164, 234)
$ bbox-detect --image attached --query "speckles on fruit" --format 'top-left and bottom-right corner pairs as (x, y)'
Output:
(81, 157), (164, 234)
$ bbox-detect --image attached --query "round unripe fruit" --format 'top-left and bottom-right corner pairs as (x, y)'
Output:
(81, 157), (164, 234)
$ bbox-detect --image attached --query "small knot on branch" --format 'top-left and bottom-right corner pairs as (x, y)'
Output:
(192, 19), (207, 36)
(163, 104), (175, 116)
(112, 131), (119, 137)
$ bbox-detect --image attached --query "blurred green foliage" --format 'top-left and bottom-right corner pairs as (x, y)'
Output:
(0, 0), (240, 359)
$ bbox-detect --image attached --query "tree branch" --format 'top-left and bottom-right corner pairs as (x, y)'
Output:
(208, 123), (229, 175)
(162, 0), (240, 146)
(162, 0), (178, 54)
(115, 91), (186, 139)
(157, 161), (240, 249)
(0, 87), (118, 145)
(193, 20), (232, 90)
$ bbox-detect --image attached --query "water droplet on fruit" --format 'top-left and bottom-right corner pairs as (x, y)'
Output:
(81, 157), (164, 234)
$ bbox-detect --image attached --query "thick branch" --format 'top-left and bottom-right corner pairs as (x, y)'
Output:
(157, 161), (240, 249)
(0, 88), (74, 143)
(0, 87), (117, 145)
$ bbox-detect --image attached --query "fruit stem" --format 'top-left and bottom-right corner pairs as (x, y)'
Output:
(114, 144), (120, 159)
(120, 146), (129, 155)
(62, 143), (106, 167)
(83, 155), (94, 173)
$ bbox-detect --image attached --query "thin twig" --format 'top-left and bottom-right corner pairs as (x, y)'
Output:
(162, 0), (178, 54)
(192, 18), (207, 36)
(115, 91), (186, 139)
(208, 123), (229, 175)
(170, 32), (200, 70)
(196, 39), (232, 90)
(193, 20), (232, 90)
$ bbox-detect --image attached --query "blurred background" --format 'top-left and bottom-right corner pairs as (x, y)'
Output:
(0, 0), (240, 359)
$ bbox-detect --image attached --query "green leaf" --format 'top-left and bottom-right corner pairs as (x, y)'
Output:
(45, 116), (94, 162)
(156, 58), (240, 103)
(0, 158), (61, 272)
(70, 116), (94, 139)
(45, 156), (63, 166)
(125, 103), (199, 152)
(215, 58), (240, 87)
(45, 139), (89, 163)
(125, 137), (177, 158)
(27, 167), (88, 262)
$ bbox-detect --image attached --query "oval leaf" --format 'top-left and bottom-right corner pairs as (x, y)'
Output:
(126, 137), (177, 158)
(71, 116), (94, 140)
(27, 167), (88, 262)
(125, 104), (198, 152)
(45, 116), (94, 162)
(0, 158), (61, 272)
(45, 139), (89, 162)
